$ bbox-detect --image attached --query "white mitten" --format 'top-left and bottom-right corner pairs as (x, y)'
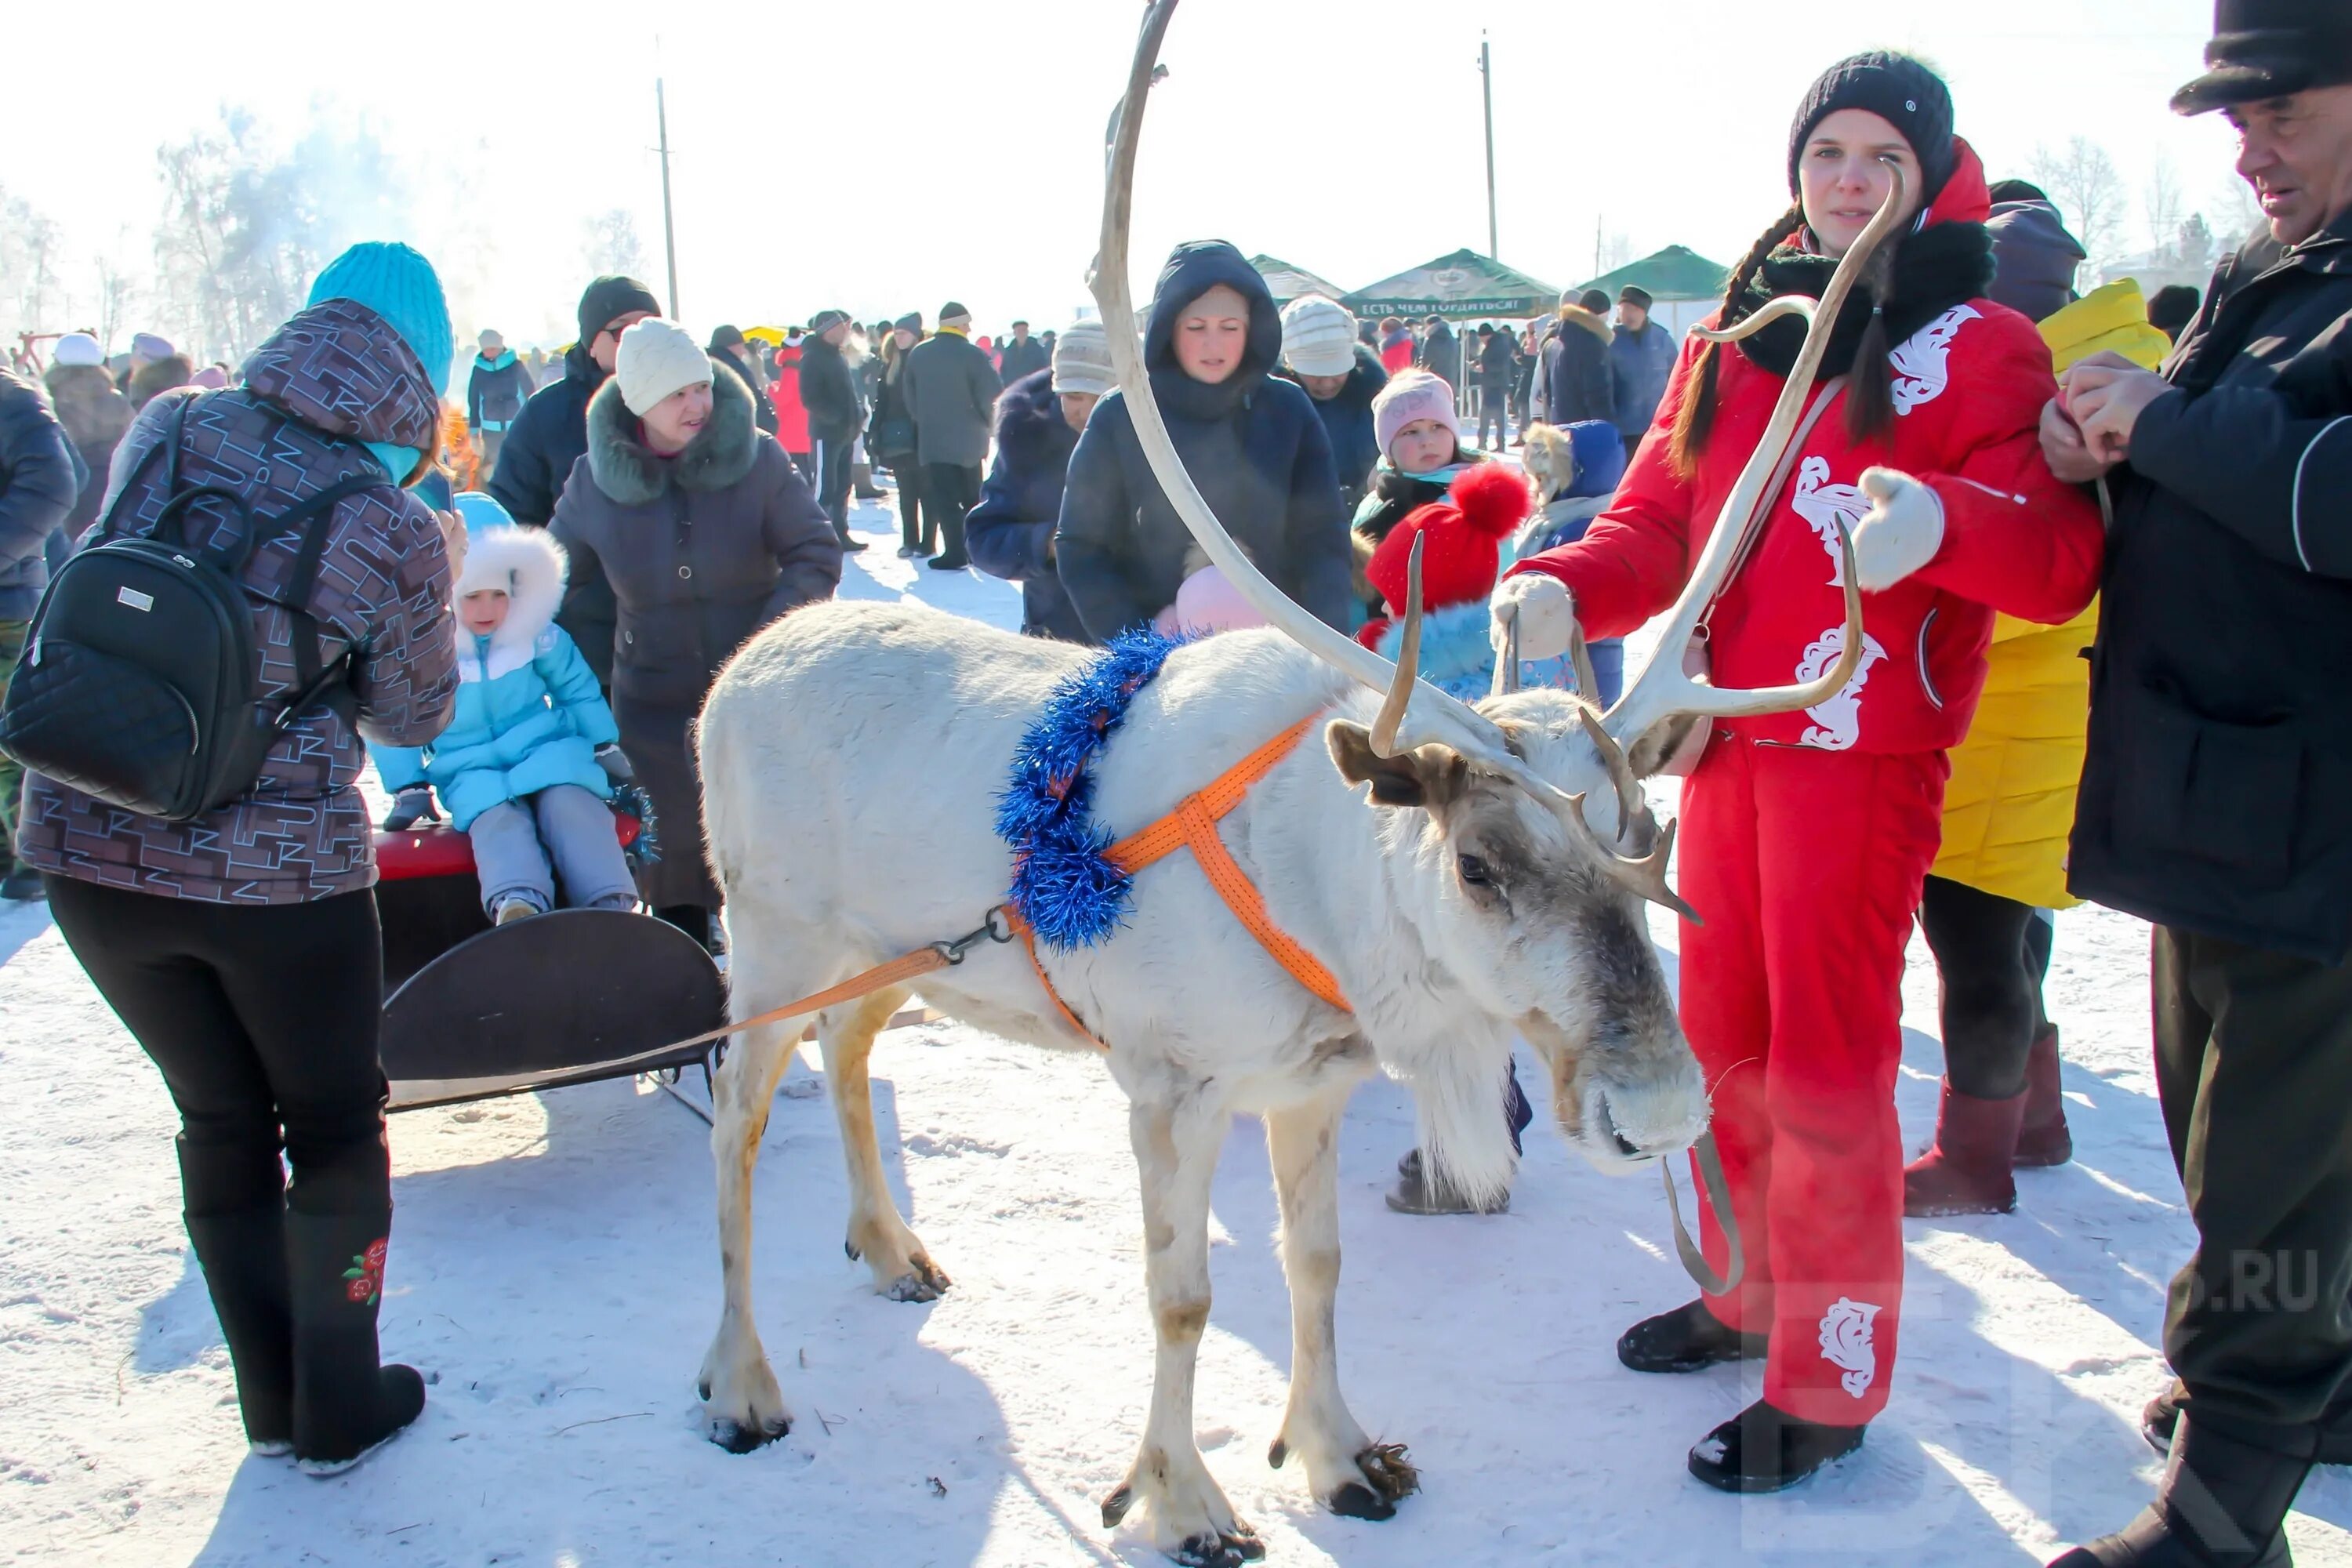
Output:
(1851, 468), (1946, 592)
(1490, 571), (1577, 661)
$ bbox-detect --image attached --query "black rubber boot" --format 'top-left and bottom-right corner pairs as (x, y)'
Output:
(185, 1207), (295, 1455)
(286, 1209), (424, 1475)
(2148, 1381), (2352, 1467)
(2051, 1414), (2310, 1566)
(1686, 1399), (1866, 1494)
(1618, 1298), (1769, 1374)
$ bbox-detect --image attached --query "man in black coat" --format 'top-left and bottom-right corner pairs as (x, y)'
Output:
(797, 310), (866, 552)
(1415, 314), (1462, 391)
(2046, 10), (2352, 1563)
(487, 275), (659, 684)
(1540, 289), (1616, 427)
(996, 320), (1050, 387)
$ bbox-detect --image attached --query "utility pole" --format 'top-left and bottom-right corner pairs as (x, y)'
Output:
(656, 75), (681, 318)
(1479, 34), (1499, 258)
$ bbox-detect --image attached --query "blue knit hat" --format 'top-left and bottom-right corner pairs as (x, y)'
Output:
(307, 241), (454, 397)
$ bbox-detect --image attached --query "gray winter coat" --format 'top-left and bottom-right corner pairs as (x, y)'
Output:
(0, 369), (79, 620)
(899, 329), (1000, 467)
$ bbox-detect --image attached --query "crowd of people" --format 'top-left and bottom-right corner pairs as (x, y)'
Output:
(0, 4), (2347, 1562)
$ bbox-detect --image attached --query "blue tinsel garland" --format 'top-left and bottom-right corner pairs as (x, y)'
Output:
(995, 627), (1189, 952)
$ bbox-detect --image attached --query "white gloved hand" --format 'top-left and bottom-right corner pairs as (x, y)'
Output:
(1850, 468), (1946, 592)
(1490, 572), (1577, 661)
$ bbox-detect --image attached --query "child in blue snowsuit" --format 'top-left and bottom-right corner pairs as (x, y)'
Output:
(372, 493), (636, 923)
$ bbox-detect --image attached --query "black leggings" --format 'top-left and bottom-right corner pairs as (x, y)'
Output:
(1918, 874), (2054, 1100)
(45, 877), (390, 1219)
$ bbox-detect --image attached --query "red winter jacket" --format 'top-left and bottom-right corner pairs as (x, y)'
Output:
(768, 342), (811, 453)
(1508, 152), (2103, 756)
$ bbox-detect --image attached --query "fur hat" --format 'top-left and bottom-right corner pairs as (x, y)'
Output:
(1372, 369), (1461, 460)
(1362, 463), (1532, 633)
(615, 318), (713, 415)
(1520, 424), (1580, 503)
(1280, 296), (1359, 377)
(1051, 319), (1118, 398)
(52, 332), (104, 368)
(453, 515), (569, 654)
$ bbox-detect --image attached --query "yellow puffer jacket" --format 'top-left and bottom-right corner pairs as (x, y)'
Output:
(1930, 283), (2170, 908)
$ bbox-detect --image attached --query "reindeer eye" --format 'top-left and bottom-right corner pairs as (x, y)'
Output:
(1457, 854), (1493, 887)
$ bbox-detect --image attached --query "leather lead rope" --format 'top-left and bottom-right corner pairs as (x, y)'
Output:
(1661, 1131), (1745, 1296)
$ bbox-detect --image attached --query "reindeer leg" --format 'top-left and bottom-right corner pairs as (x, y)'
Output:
(1265, 1085), (1418, 1520)
(1102, 1094), (1262, 1567)
(817, 986), (947, 1301)
(697, 996), (800, 1454)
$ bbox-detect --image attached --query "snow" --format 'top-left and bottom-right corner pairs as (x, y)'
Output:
(6, 492), (2352, 1566)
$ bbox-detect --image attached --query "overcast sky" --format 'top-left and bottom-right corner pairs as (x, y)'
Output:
(8, 0), (2242, 348)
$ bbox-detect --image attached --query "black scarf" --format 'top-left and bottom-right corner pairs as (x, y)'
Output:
(1728, 222), (1995, 378)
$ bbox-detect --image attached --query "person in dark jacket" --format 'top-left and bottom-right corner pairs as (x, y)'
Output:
(1606, 286), (1679, 446)
(488, 274), (660, 687)
(2147, 282), (2203, 341)
(2045, 18), (2352, 1564)
(0, 367), (82, 900)
(1982, 184), (2089, 324)
(967, 321), (1115, 643)
(550, 318), (841, 946)
(41, 333), (132, 540)
(1276, 295), (1388, 514)
(870, 314), (927, 556)
(899, 302), (1000, 570)
(21, 245), (461, 1474)
(1417, 313), (1463, 390)
(996, 320), (1051, 387)
(1472, 322), (1519, 449)
(708, 325), (779, 440)
(1541, 289), (1616, 426)
(1055, 240), (1350, 640)
(465, 328), (537, 477)
(798, 310), (867, 551)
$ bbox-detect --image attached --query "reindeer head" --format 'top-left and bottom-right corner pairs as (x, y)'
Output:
(1091, 0), (1903, 1181)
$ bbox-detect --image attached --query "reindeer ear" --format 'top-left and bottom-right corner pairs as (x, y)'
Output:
(1327, 720), (1468, 809)
(1624, 714), (1705, 780)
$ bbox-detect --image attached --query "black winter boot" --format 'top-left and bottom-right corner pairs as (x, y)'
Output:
(185, 1207), (294, 1455)
(2052, 1414), (2311, 1566)
(286, 1210), (425, 1475)
(1618, 1298), (1769, 1374)
(1686, 1399), (1866, 1494)
(2147, 1381), (2352, 1467)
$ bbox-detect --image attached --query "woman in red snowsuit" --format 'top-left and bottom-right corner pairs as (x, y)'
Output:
(1497, 53), (2104, 1491)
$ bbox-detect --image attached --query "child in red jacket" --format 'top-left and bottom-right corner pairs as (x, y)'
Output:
(1494, 52), (2102, 1492)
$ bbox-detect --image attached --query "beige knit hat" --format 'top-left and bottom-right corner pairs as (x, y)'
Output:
(615, 318), (713, 415)
(1051, 320), (1119, 398)
(1280, 296), (1359, 378)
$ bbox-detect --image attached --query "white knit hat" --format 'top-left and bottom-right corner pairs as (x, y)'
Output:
(1373, 369), (1461, 459)
(51, 332), (105, 368)
(1051, 320), (1119, 398)
(1280, 296), (1359, 378)
(615, 318), (713, 416)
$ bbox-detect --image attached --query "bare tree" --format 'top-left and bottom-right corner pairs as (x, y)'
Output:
(93, 238), (139, 352)
(0, 186), (67, 343)
(583, 209), (648, 279)
(2144, 155), (2184, 259)
(2030, 136), (2127, 263)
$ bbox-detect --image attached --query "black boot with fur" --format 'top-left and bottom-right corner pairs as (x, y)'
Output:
(1618, 1298), (1769, 1374)
(287, 1210), (425, 1475)
(1686, 1399), (1866, 1494)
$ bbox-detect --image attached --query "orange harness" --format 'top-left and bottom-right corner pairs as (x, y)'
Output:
(1006, 713), (1350, 1046)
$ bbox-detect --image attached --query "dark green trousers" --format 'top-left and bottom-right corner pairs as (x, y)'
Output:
(0, 619), (26, 866)
(2156, 924), (2352, 1448)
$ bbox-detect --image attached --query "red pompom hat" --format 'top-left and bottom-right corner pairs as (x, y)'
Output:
(1359, 463), (1533, 648)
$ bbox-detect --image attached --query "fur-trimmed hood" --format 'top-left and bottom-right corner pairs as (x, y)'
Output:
(993, 367), (1075, 469)
(42, 361), (134, 454)
(584, 355), (760, 506)
(1556, 304), (1614, 343)
(456, 524), (568, 669)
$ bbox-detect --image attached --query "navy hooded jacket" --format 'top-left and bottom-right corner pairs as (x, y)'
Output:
(967, 368), (1091, 644)
(1277, 343), (1388, 514)
(1054, 241), (1350, 641)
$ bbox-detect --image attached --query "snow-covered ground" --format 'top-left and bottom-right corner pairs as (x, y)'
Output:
(5, 492), (2351, 1566)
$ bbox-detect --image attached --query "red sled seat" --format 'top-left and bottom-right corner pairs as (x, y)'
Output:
(375, 813), (643, 883)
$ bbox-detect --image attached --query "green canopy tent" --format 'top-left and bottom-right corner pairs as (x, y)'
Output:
(1341, 249), (1558, 322)
(1249, 254), (1348, 307)
(1574, 245), (1733, 339)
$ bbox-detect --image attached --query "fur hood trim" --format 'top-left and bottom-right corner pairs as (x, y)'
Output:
(1557, 304), (1613, 343)
(993, 368), (1073, 467)
(585, 356), (760, 505)
(457, 524), (568, 657)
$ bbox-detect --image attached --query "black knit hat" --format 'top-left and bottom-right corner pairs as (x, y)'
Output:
(1787, 52), (1957, 206)
(707, 323), (747, 352)
(2174, 0), (2352, 114)
(577, 274), (662, 347)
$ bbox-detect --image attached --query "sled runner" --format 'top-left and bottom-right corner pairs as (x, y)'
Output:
(375, 820), (726, 1112)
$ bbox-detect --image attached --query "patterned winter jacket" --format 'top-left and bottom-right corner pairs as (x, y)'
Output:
(18, 299), (459, 904)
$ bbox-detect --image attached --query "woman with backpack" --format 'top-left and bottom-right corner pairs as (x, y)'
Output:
(1493, 54), (2105, 1490)
(13, 243), (463, 1475)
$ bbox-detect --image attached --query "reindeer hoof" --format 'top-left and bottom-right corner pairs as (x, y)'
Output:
(884, 1254), (952, 1302)
(1174, 1526), (1265, 1566)
(844, 1240), (861, 1262)
(1100, 1483), (1135, 1527)
(706, 1413), (790, 1454)
(1329, 1482), (1395, 1521)
(1266, 1437), (1287, 1468)
(1332, 1440), (1419, 1517)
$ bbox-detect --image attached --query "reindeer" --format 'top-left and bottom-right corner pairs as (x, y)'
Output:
(689, 5), (1892, 1561)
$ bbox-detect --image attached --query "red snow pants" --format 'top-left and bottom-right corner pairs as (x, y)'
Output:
(1679, 735), (1946, 1426)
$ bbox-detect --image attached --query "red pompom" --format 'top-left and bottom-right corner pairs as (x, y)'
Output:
(1447, 459), (1534, 540)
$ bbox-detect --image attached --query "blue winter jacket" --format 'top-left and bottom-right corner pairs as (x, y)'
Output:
(370, 525), (618, 830)
(1608, 320), (1679, 446)
(1054, 241), (1351, 640)
(967, 368), (1091, 644)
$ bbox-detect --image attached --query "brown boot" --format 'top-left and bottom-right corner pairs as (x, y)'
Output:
(1904, 1082), (2026, 1217)
(2015, 1025), (2074, 1167)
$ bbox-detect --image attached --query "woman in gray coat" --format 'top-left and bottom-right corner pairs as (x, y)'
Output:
(550, 319), (842, 945)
